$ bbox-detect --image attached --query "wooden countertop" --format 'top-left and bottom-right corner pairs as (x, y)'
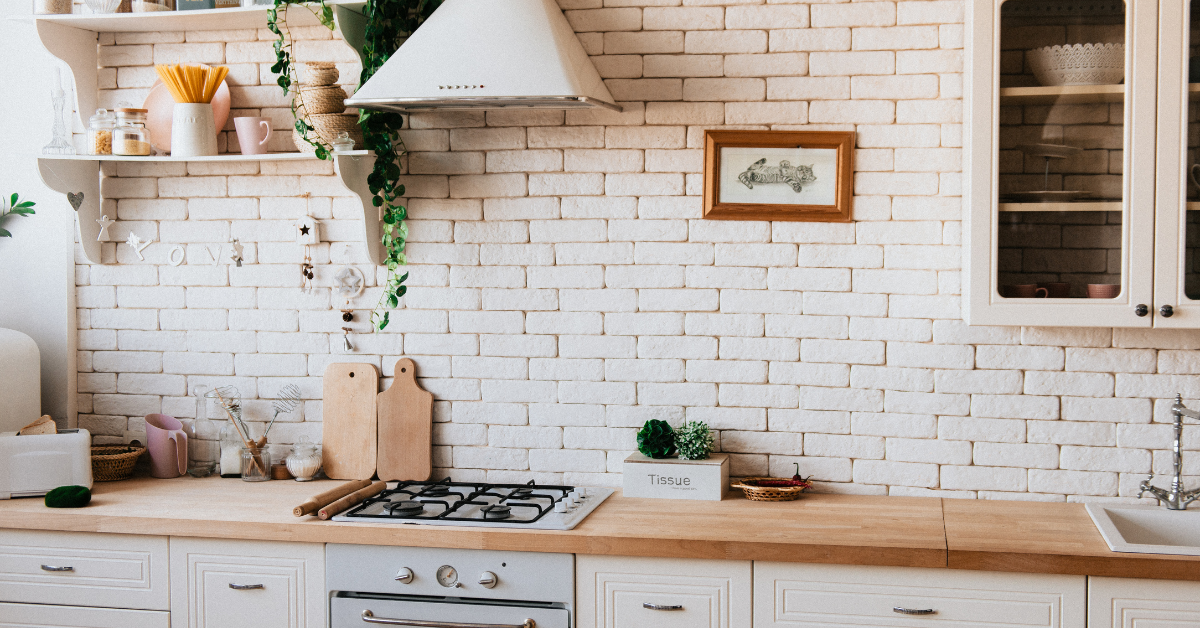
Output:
(1, 477), (1197, 580)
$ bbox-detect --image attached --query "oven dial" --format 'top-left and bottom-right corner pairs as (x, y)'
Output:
(394, 567), (413, 584)
(478, 571), (498, 588)
(436, 565), (460, 588)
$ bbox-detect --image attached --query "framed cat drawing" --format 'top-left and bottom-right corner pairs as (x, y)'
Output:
(703, 130), (855, 222)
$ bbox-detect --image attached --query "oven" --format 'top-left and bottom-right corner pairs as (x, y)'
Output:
(328, 544), (574, 628)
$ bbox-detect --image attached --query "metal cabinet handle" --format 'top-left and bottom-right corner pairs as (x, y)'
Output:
(361, 610), (535, 628)
(228, 583), (265, 590)
(893, 607), (936, 615)
(643, 603), (684, 611)
(40, 565), (74, 572)
(1161, 305), (1175, 318)
(1135, 304), (1149, 317)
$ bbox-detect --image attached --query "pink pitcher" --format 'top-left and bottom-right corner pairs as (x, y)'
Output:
(145, 414), (187, 479)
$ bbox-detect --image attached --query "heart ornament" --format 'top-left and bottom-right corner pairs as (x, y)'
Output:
(67, 192), (84, 211)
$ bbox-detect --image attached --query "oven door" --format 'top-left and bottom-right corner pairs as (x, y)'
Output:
(332, 594), (570, 628)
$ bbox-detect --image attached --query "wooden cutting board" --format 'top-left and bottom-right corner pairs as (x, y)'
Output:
(322, 363), (379, 481)
(376, 358), (433, 481)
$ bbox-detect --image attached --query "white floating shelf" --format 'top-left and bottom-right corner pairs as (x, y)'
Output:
(16, 1), (365, 32)
(999, 84), (1125, 105)
(40, 151), (367, 162)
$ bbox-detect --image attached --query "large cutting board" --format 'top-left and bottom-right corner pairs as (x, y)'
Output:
(376, 358), (433, 481)
(322, 363), (379, 481)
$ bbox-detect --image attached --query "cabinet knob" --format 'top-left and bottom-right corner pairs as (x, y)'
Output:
(1135, 304), (1149, 317)
(394, 567), (413, 584)
(1161, 305), (1175, 318)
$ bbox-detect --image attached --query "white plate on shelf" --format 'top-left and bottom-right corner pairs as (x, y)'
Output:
(1006, 191), (1092, 203)
(1015, 143), (1083, 159)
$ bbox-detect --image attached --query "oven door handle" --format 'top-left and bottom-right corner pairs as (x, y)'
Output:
(361, 610), (535, 628)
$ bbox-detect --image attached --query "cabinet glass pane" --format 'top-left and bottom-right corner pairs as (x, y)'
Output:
(996, 0), (1127, 300)
(1185, 2), (1200, 301)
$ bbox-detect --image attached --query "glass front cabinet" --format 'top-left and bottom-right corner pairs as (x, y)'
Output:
(966, 0), (1200, 327)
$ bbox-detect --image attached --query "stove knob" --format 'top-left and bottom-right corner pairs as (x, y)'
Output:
(554, 501), (568, 513)
(394, 568), (414, 584)
(478, 572), (498, 589)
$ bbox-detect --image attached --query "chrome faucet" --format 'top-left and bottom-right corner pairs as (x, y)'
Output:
(1138, 394), (1200, 510)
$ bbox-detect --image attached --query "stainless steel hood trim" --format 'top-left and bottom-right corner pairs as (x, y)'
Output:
(348, 95), (623, 113)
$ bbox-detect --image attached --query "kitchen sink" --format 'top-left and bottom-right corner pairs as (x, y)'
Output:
(1086, 503), (1200, 556)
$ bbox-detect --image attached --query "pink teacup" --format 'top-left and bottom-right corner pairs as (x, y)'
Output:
(233, 117), (271, 155)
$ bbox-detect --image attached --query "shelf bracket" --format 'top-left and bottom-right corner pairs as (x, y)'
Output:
(334, 152), (383, 265)
(37, 158), (103, 265)
(333, 4), (368, 66)
(34, 20), (97, 130)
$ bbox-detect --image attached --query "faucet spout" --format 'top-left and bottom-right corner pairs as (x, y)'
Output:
(1141, 394), (1199, 510)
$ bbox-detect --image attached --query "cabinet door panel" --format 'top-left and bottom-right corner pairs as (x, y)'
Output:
(577, 555), (751, 628)
(170, 537), (325, 628)
(1089, 577), (1200, 627)
(0, 529), (169, 610)
(755, 563), (1085, 628)
(0, 602), (169, 628)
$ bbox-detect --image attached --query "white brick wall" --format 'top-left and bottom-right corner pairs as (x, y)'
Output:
(74, 0), (1198, 502)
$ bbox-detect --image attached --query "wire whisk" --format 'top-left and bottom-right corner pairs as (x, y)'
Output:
(264, 384), (302, 440)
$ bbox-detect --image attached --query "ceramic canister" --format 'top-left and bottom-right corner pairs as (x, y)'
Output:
(145, 413), (188, 478)
(171, 103), (218, 158)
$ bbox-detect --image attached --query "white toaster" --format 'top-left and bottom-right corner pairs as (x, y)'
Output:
(0, 429), (93, 500)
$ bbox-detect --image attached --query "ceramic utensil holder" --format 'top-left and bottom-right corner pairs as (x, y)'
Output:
(171, 103), (218, 157)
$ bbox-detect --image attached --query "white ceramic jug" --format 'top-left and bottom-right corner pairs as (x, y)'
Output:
(171, 103), (218, 157)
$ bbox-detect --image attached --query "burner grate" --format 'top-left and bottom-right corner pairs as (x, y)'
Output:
(339, 479), (575, 525)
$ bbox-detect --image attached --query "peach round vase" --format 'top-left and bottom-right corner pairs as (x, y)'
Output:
(1087, 284), (1121, 299)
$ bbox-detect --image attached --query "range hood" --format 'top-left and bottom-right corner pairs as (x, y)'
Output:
(345, 0), (621, 114)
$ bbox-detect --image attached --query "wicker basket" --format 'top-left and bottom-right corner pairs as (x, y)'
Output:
(301, 62), (339, 87)
(91, 444), (145, 482)
(298, 86), (347, 115)
(293, 114), (363, 153)
(731, 477), (812, 502)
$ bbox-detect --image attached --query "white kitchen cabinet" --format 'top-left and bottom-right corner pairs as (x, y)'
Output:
(1088, 577), (1200, 627)
(576, 555), (752, 628)
(169, 536), (325, 628)
(0, 529), (169, 611)
(754, 562), (1086, 628)
(965, 0), (1200, 327)
(0, 602), (169, 628)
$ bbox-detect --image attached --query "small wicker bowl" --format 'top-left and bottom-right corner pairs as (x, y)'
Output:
(91, 444), (145, 482)
(732, 477), (812, 502)
(293, 114), (363, 153)
(301, 62), (339, 87)
(297, 86), (347, 115)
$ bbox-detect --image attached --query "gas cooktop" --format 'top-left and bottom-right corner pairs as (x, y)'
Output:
(331, 479), (613, 530)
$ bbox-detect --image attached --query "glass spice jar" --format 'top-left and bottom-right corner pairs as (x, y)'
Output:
(86, 109), (114, 155)
(285, 438), (322, 481)
(112, 108), (151, 156)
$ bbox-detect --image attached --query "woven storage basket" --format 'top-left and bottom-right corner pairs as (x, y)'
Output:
(301, 62), (339, 87)
(293, 114), (363, 152)
(298, 86), (347, 115)
(731, 477), (812, 502)
(91, 444), (145, 482)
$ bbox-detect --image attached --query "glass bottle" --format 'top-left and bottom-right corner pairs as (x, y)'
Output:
(112, 108), (151, 156)
(285, 438), (322, 481)
(219, 421), (243, 478)
(86, 109), (114, 156)
(187, 385), (218, 477)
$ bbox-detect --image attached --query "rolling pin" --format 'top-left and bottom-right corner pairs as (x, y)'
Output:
(318, 480), (387, 520)
(293, 479), (372, 517)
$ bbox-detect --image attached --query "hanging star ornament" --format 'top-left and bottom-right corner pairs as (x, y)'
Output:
(125, 231), (152, 261)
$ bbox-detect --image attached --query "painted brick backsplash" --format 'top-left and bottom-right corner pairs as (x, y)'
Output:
(74, 0), (1200, 503)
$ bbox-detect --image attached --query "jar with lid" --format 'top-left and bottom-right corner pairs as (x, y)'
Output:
(86, 109), (114, 156)
(33, 0), (73, 14)
(284, 438), (322, 481)
(112, 108), (151, 156)
(219, 421), (243, 478)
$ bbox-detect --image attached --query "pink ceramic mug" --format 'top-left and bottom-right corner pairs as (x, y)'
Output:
(145, 413), (187, 479)
(233, 117), (271, 155)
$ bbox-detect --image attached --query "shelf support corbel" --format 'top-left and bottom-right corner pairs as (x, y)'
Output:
(34, 20), (97, 129)
(37, 158), (103, 264)
(334, 152), (383, 265)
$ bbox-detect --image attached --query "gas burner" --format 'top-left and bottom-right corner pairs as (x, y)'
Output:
(386, 500), (424, 516)
(481, 504), (511, 520)
(509, 487), (534, 499)
(421, 486), (452, 498)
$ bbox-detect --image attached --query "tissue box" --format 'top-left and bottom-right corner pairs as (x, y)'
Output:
(622, 452), (728, 501)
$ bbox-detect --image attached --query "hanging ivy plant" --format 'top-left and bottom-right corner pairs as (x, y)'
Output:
(269, 0), (441, 330)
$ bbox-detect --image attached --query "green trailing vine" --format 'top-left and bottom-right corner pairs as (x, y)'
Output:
(269, 0), (441, 330)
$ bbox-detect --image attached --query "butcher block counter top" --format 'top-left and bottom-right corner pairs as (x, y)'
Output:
(1, 477), (1197, 580)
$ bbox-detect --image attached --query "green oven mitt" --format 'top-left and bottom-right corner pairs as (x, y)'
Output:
(45, 485), (91, 508)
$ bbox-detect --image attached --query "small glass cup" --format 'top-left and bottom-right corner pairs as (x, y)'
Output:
(241, 447), (271, 482)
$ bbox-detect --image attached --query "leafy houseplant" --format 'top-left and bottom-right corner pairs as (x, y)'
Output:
(675, 420), (714, 461)
(0, 194), (36, 238)
(636, 420), (677, 459)
(269, 0), (442, 330)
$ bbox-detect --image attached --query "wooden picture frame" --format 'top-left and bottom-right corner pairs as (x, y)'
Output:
(703, 130), (855, 222)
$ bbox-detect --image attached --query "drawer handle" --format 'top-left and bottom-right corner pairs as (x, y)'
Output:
(228, 583), (265, 590)
(40, 565), (74, 572)
(361, 609), (535, 628)
(643, 603), (683, 611)
(893, 607), (936, 615)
